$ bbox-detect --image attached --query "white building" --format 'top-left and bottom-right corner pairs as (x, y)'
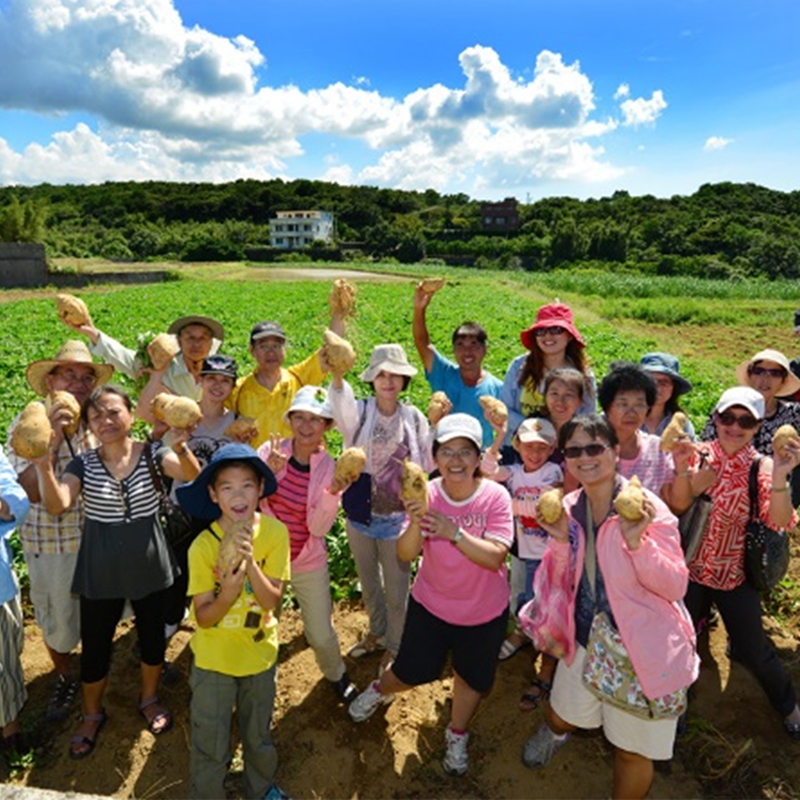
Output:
(269, 210), (334, 249)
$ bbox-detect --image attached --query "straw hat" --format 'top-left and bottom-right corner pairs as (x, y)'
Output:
(735, 349), (800, 398)
(26, 340), (114, 397)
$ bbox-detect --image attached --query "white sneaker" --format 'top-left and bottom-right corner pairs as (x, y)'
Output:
(348, 680), (394, 722)
(443, 727), (469, 776)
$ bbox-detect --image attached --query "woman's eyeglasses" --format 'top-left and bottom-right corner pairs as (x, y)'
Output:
(563, 443), (610, 459)
(749, 366), (786, 379)
(715, 411), (760, 430)
(438, 447), (476, 459)
(534, 326), (566, 338)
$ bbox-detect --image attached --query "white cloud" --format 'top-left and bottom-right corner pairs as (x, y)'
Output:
(0, 0), (667, 192)
(619, 90), (667, 126)
(704, 136), (733, 151)
(614, 83), (630, 100)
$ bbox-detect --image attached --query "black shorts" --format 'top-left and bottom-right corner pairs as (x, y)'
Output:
(392, 595), (508, 694)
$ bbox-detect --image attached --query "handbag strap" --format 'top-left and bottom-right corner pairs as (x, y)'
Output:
(143, 442), (169, 503)
(585, 498), (597, 599)
(748, 454), (763, 524)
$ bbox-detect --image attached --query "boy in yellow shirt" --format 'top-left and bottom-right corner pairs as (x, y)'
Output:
(177, 444), (290, 800)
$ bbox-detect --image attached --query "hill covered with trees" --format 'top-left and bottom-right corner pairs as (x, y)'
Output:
(1, 179), (799, 279)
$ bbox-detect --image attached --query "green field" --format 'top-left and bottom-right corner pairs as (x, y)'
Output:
(3, 262), (800, 443)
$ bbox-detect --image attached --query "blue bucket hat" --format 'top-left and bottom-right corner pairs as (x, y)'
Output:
(176, 443), (277, 520)
(639, 352), (692, 396)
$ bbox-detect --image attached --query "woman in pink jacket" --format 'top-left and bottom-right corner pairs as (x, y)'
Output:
(521, 414), (698, 800)
(258, 386), (358, 704)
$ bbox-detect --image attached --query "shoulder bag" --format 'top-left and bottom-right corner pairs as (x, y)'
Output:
(144, 444), (195, 547)
(744, 456), (790, 592)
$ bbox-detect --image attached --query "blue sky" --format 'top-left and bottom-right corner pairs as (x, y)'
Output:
(0, 0), (797, 201)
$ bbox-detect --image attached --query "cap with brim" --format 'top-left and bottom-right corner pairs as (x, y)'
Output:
(514, 417), (557, 447)
(714, 386), (765, 420)
(520, 302), (585, 350)
(735, 348), (800, 398)
(359, 344), (417, 383)
(250, 321), (286, 343)
(199, 354), (238, 380)
(434, 413), (482, 450)
(282, 385), (333, 424)
(176, 443), (277, 520)
(168, 315), (224, 341)
(26, 340), (114, 397)
(639, 352), (693, 396)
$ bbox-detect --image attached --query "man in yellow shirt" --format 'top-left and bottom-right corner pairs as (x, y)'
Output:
(231, 321), (332, 447)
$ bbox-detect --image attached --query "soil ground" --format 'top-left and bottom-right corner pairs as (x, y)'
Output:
(4, 588), (800, 800)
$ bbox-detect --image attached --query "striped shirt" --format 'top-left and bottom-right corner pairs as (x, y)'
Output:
(6, 409), (89, 555)
(268, 458), (311, 561)
(65, 443), (161, 524)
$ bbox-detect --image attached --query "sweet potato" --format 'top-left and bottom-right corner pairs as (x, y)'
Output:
(150, 393), (174, 423)
(163, 396), (202, 430)
(147, 333), (179, 371)
(216, 520), (253, 575)
(479, 396), (508, 426)
(11, 402), (52, 459)
(45, 390), (81, 437)
(224, 417), (259, 444)
(614, 475), (645, 521)
(537, 487), (564, 524)
(400, 460), (428, 514)
(334, 447), (367, 485)
(773, 424), (800, 459)
(322, 329), (356, 374)
(660, 412), (689, 452)
(55, 293), (90, 326)
(427, 391), (451, 423)
(420, 278), (445, 294)
(328, 279), (357, 318)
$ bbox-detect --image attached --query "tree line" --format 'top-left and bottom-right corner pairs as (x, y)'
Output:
(1, 178), (799, 279)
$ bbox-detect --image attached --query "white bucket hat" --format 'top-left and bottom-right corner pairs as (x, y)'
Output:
(282, 385), (333, 423)
(359, 344), (417, 383)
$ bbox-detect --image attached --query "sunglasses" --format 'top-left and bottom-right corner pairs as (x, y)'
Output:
(534, 326), (566, 338)
(715, 411), (760, 430)
(563, 443), (611, 459)
(749, 366), (785, 379)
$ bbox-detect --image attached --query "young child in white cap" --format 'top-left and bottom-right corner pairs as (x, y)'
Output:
(482, 417), (563, 711)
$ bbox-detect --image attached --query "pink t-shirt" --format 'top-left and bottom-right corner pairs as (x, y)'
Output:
(411, 478), (514, 626)
(618, 431), (675, 496)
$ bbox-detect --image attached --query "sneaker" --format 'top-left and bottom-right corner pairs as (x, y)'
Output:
(442, 727), (469, 776)
(348, 680), (394, 722)
(521, 724), (570, 769)
(332, 672), (358, 704)
(263, 784), (291, 800)
(46, 675), (79, 722)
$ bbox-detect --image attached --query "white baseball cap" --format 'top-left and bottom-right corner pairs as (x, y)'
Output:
(714, 386), (765, 420)
(515, 417), (557, 446)
(434, 413), (482, 449)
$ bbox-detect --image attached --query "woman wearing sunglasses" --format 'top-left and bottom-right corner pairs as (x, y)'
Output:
(521, 414), (697, 799)
(500, 302), (595, 456)
(686, 386), (800, 740)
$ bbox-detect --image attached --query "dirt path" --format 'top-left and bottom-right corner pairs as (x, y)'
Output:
(5, 592), (799, 799)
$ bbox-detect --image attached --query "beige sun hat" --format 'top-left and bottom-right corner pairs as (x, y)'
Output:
(735, 348), (800, 398)
(26, 340), (114, 396)
(359, 343), (417, 383)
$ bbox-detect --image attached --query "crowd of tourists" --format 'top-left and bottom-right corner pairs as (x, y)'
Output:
(1, 279), (800, 800)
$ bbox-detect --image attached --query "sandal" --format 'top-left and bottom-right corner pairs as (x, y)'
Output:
(69, 711), (107, 760)
(519, 679), (552, 712)
(498, 636), (529, 661)
(139, 696), (174, 736)
(784, 718), (800, 741)
(347, 633), (386, 659)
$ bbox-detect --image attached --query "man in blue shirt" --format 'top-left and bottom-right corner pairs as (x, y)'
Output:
(412, 282), (502, 448)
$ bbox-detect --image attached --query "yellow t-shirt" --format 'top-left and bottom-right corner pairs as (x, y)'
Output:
(231, 353), (325, 446)
(187, 516), (291, 677)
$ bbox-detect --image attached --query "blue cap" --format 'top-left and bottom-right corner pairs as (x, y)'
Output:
(176, 443), (277, 520)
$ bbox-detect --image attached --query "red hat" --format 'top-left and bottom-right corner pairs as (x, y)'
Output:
(520, 302), (585, 350)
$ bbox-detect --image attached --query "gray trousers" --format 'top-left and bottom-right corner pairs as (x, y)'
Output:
(190, 661), (278, 800)
(346, 521), (410, 655)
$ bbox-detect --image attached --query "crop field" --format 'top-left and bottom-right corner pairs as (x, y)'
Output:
(2, 263), (800, 442)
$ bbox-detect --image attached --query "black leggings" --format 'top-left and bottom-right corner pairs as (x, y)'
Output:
(685, 580), (797, 717)
(80, 589), (169, 684)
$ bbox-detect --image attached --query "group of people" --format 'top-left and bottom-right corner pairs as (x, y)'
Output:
(0, 279), (799, 800)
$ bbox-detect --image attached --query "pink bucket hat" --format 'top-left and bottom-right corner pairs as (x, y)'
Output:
(520, 302), (585, 350)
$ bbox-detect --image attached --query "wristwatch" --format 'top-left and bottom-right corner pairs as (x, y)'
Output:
(452, 527), (464, 545)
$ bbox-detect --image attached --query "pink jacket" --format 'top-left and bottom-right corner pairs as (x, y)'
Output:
(257, 439), (342, 574)
(528, 481), (699, 700)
